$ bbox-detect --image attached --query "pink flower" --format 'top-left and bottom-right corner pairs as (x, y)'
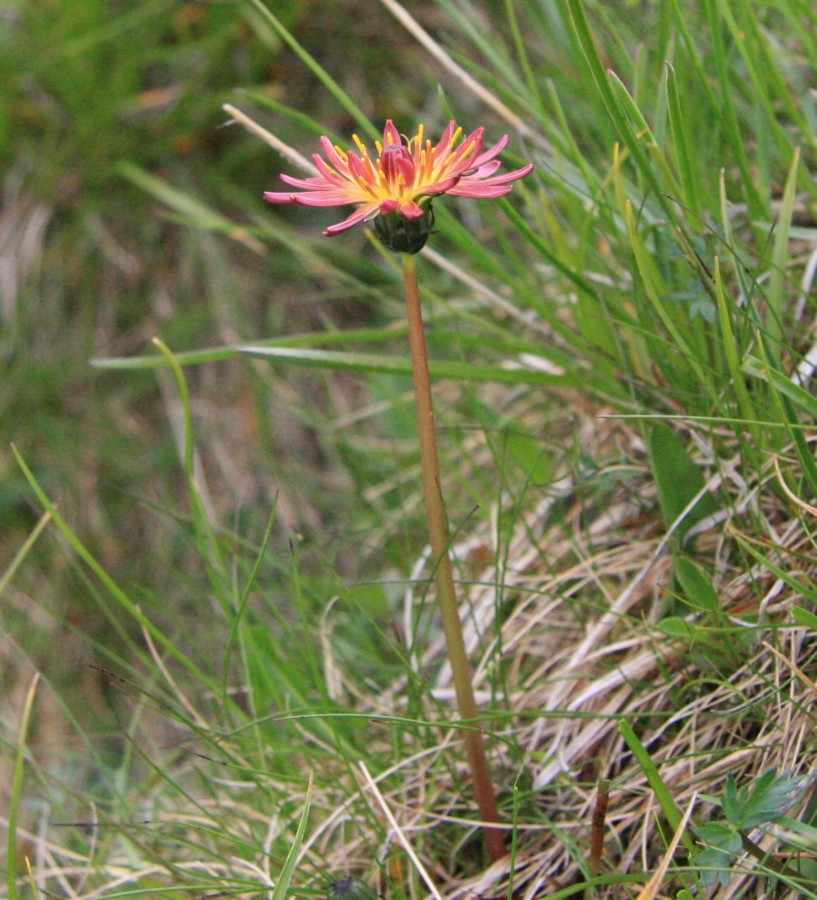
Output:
(264, 120), (533, 251)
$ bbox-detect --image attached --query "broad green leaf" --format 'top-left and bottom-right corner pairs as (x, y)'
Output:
(792, 606), (817, 630)
(693, 823), (741, 888)
(657, 616), (695, 642)
(648, 424), (719, 542)
(723, 769), (810, 830)
(674, 557), (721, 615)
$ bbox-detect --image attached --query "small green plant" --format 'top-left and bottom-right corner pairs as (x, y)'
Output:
(694, 769), (815, 889)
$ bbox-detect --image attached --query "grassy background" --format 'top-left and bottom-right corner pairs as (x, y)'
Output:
(3, 0), (817, 897)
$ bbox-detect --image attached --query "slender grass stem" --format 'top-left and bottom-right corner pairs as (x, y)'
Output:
(401, 252), (504, 863)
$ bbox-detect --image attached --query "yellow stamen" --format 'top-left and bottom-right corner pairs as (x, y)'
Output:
(356, 176), (375, 195)
(445, 138), (476, 169)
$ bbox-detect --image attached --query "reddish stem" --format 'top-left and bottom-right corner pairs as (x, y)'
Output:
(401, 252), (504, 863)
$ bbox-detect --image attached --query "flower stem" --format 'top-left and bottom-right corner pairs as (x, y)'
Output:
(401, 252), (504, 863)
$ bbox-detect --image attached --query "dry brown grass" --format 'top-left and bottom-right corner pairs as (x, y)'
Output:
(6, 380), (817, 898)
(305, 406), (817, 898)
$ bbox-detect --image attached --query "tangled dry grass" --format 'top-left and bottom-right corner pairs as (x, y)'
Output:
(309, 406), (817, 898)
(7, 389), (817, 899)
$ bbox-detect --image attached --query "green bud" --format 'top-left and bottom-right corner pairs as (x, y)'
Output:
(373, 203), (435, 254)
(328, 876), (379, 900)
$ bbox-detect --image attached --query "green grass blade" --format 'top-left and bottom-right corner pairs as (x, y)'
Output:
(665, 62), (701, 217)
(743, 355), (817, 421)
(240, 344), (568, 385)
(766, 149), (800, 349)
(0, 511), (51, 602)
(619, 718), (697, 857)
(118, 161), (253, 237)
(620, 193), (715, 404)
(91, 325), (411, 370)
(565, 0), (645, 166)
(153, 338), (233, 612)
(11, 446), (225, 696)
(6, 674), (40, 900)
(153, 338), (194, 478)
(606, 70), (682, 202)
(247, 0), (377, 139)
(713, 256), (760, 467)
(271, 773), (313, 900)
(745, 340), (817, 497)
(700, 0), (765, 216)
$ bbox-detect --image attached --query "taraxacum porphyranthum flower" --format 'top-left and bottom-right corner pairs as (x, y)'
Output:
(264, 119), (533, 253)
(259, 116), (532, 862)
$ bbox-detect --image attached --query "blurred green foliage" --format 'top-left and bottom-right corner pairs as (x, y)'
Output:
(0, 0), (436, 720)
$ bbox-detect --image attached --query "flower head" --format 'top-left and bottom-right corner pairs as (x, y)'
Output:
(264, 120), (533, 252)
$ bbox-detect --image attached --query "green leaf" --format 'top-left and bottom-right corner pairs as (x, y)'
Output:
(648, 424), (719, 542)
(722, 770), (810, 830)
(674, 557), (721, 615)
(246, 0), (377, 139)
(767, 149), (801, 348)
(7, 674), (40, 900)
(657, 615), (696, 642)
(693, 822), (741, 888)
(743, 355), (817, 420)
(792, 606), (817, 630)
(619, 718), (696, 855)
(665, 62), (701, 217)
(271, 773), (313, 900)
(240, 345), (565, 386)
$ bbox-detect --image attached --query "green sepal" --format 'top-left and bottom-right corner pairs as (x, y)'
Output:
(374, 202), (435, 253)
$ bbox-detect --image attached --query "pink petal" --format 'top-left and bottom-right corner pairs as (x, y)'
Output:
(398, 200), (425, 219)
(265, 189), (361, 207)
(378, 199), (423, 219)
(477, 163), (535, 185)
(324, 205), (379, 236)
(347, 152), (371, 182)
(469, 134), (510, 169)
(287, 192), (363, 207)
(380, 146), (416, 183)
(465, 160), (502, 179)
(348, 151), (381, 187)
(313, 155), (348, 185)
(446, 184), (515, 199)
(420, 174), (462, 195)
(382, 120), (403, 148)
(264, 191), (299, 204)
(432, 121), (458, 157)
(443, 128), (484, 172)
(454, 163), (534, 194)
(319, 137), (352, 176)
(278, 173), (336, 190)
